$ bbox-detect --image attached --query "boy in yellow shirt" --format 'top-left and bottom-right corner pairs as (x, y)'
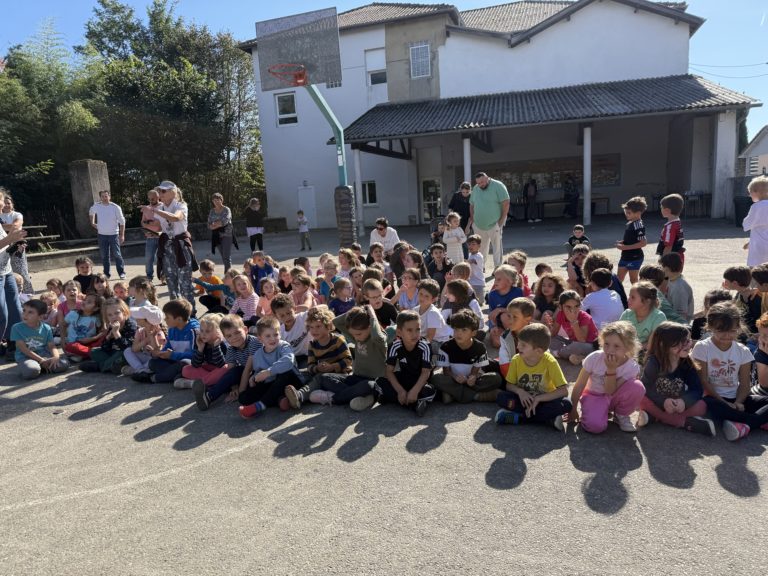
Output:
(495, 324), (571, 430)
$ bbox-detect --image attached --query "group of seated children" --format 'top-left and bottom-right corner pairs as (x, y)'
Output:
(11, 178), (768, 441)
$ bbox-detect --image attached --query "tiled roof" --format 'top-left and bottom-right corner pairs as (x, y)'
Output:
(461, 1), (572, 34)
(338, 3), (458, 29)
(343, 75), (759, 142)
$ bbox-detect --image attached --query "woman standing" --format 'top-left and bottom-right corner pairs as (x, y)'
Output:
(243, 197), (265, 252)
(0, 188), (29, 358)
(208, 193), (236, 273)
(149, 181), (198, 314)
(0, 195), (33, 293)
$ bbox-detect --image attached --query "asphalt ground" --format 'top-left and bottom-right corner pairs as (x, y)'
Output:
(1, 215), (766, 575)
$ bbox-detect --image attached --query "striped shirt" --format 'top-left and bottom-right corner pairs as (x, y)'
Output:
(230, 293), (260, 320)
(308, 334), (353, 375)
(224, 335), (262, 367)
(191, 342), (227, 368)
(386, 338), (432, 386)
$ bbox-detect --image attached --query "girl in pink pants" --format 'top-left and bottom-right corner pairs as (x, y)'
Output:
(637, 322), (714, 436)
(174, 313), (229, 389)
(570, 321), (644, 433)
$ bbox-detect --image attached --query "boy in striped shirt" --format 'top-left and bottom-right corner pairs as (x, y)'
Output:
(193, 314), (262, 411)
(284, 306), (352, 409)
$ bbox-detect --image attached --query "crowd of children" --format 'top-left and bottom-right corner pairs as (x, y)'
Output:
(9, 175), (768, 443)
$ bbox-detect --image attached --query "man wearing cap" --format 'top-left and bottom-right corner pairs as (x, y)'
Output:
(89, 190), (126, 279)
(468, 172), (509, 270)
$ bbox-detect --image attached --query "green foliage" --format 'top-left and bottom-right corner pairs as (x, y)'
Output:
(1, 0), (264, 238)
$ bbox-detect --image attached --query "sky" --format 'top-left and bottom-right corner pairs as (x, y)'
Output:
(2, 0), (767, 137)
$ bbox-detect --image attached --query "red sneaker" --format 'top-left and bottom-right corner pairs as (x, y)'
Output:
(279, 397), (290, 411)
(239, 403), (259, 419)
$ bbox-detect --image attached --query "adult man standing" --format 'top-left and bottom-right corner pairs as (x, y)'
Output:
(141, 188), (162, 282)
(468, 172), (509, 270)
(89, 190), (126, 279)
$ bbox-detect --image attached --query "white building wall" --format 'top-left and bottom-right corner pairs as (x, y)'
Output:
(255, 26), (416, 229)
(439, 0), (690, 97)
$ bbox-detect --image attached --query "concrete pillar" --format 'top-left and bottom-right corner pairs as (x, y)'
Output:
(69, 160), (110, 238)
(583, 126), (592, 226)
(353, 148), (365, 239)
(463, 137), (472, 184)
(712, 110), (737, 219)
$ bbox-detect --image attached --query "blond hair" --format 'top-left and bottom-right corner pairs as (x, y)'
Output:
(599, 320), (640, 358)
(748, 175), (768, 197)
(199, 312), (225, 330)
(493, 264), (519, 286)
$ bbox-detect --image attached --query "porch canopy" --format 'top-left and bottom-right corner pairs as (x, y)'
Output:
(342, 74), (759, 224)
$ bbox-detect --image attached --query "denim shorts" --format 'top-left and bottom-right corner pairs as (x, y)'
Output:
(618, 258), (643, 271)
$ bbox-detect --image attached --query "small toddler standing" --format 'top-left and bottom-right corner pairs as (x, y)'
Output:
(466, 235), (485, 302)
(297, 210), (312, 251)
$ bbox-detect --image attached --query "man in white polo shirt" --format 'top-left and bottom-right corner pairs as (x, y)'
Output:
(89, 190), (126, 279)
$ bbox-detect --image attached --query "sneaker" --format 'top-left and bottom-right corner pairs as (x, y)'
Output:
(173, 378), (195, 390)
(615, 413), (637, 432)
(119, 274), (126, 280)
(441, 391), (454, 404)
(278, 397), (291, 411)
(534, 218), (542, 223)
(309, 390), (334, 406)
(349, 394), (375, 412)
(415, 398), (429, 417)
(239, 402), (265, 419)
(68, 355), (83, 364)
(284, 385), (303, 409)
(131, 372), (155, 384)
(110, 358), (126, 375)
(722, 420), (750, 441)
(495, 409), (520, 425)
(527, 219), (534, 223)
(684, 416), (715, 437)
(121, 365), (136, 376)
(568, 354), (585, 366)
(78, 361), (100, 373)
(552, 414), (564, 431)
(636, 410), (650, 428)
(192, 379), (210, 411)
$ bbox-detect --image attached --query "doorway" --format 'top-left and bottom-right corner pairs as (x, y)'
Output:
(421, 178), (441, 223)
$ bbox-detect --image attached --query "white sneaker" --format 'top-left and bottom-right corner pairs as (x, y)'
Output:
(527, 219), (534, 223)
(615, 413), (637, 432)
(534, 218), (542, 223)
(173, 377), (195, 390)
(553, 414), (564, 431)
(309, 390), (334, 406)
(635, 410), (649, 428)
(722, 420), (750, 441)
(350, 394), (375, 411)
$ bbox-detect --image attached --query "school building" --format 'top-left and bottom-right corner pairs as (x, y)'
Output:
(240, 0), (762, 230)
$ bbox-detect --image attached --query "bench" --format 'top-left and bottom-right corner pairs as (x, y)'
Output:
(538, 197), (610, 220)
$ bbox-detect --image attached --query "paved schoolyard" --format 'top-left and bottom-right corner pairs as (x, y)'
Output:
(2, 215), (766, 575)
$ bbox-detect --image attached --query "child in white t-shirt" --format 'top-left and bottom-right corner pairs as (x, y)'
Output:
(414, 279), (452, 355)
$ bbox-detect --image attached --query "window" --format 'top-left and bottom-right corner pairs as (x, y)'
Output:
(369, 70), (387, 86)
(362, 181), (377, 205)
(275, 92), (297, 126)
(409, 41), (430, 78)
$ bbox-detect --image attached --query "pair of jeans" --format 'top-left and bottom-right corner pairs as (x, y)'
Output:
(148, 358), (190, 383)
(315, 373), (375, 405)
(0, 271), (22, 342)
(97, 234), (125, 278)
(207, 366), (245, 404)
(496, 390), (572, 423)
(218, 233), (233, 273)
(239, 371), (303, 408)
(19, 357), (70, 379)
(704, 395), (768, 428)
(431, 372), (502, 403)
(144, 237), (159, 280)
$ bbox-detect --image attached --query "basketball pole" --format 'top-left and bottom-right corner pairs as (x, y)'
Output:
(304, 85), (347, 188)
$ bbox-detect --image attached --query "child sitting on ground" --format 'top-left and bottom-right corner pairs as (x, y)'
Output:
(132, 299), (199, 384)
(256, 277), (278, 317)
(174, 313), (228, 390)
(566, 244), (590, 297)
(271, 293), (311, 366)
(722, 265), (762, 335)
(581, 268), (624, 329)
(638, 264), (686, 325)
(659, 253), (693, 323)
(620, 282), (666, 351)
(194, 259), (224, 311)
(80, 298), (136, 374)
(122, 305), (166, 376)
(358, 278), (398, 333)
(544, 290), (598, 366)
(317, 259), (340, 304)
(328, 277), (355, 317)
(495, 297), (536, 379)
(62, 293), (104, 362)
(568, 321), (644, 433)
(427, 243), (453, 291)
(392, 268), (420, 311)
(11, 299), (70, 380)
(494, 324), (571, 429)
(290, 272), (318, 312)
(193, 314), (262, 411)
(582, 251), (627, 308)
(249, 251), (274, 293)
(283, 306), (353, 410)
(441, 279), (484, 328)
(691, 289), (732, 341)
(112, 281), (129, 305)
(432, 309), (501, 404)
(230, 273), (260, 327)
(487, 265), (524, 348)
(414, 279), (453, 354)
(506, 251), (531, 297)
(369, 311), (435, 416)
(128, 276), (158, 307)
(46, 278), (65, 303)
(39, 290), (60, 338)
(566, 224), (591, 257)
(238, 316), (303, 418)
(533, 272), (565, 321)
(531, 263), (553, 293)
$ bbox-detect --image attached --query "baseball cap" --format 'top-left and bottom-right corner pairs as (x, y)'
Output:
(130, 305), (164, 325)
(157, 180), (177, 190)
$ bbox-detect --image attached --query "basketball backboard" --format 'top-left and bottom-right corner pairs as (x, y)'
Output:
(255, 7), (342, 91)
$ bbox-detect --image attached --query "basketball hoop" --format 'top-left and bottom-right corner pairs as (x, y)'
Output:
(268, 63), (308, 87)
